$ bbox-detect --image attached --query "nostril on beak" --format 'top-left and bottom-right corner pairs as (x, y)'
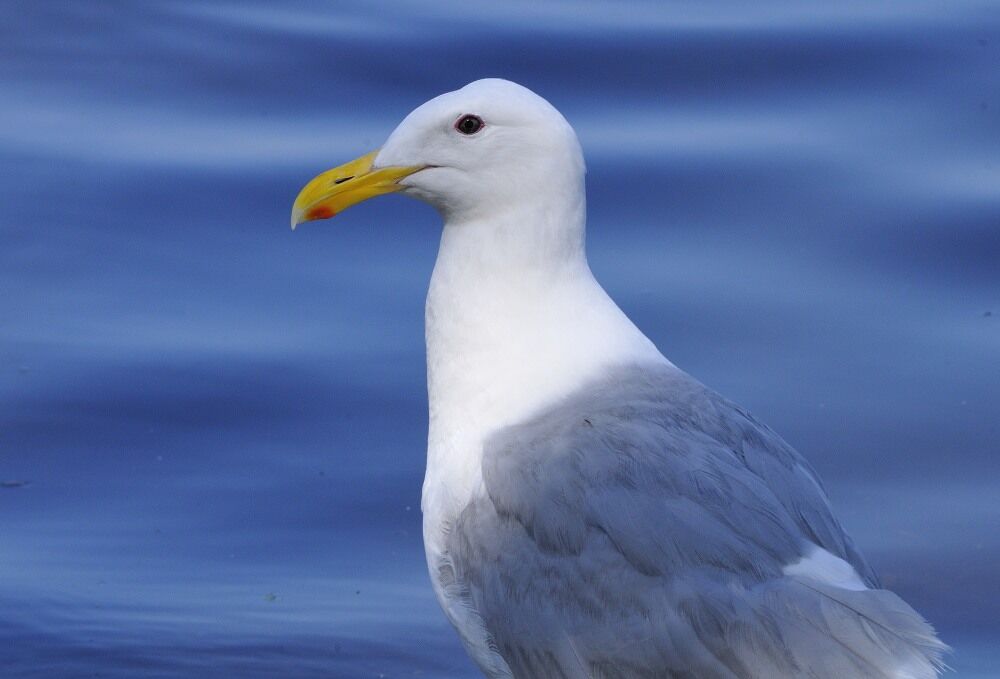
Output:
(333, 176), (354, 185)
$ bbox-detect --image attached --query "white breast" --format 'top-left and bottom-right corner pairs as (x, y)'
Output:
(419, 214), (666, 677)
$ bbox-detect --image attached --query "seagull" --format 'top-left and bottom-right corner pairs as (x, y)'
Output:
(291, 79), (946, 679)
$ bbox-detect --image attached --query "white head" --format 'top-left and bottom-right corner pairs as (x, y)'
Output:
(291, 78), (586, 228)
(377, 79), (585, 222)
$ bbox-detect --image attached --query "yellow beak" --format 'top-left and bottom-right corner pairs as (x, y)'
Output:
(290, 150), (424, 229)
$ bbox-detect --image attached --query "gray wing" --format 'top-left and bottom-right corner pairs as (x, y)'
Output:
(443, 364), (945, 679)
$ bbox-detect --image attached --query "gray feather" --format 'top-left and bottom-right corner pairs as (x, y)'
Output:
(442, 363), (946, 678)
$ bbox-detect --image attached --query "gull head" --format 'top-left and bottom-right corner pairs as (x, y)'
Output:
(291, 79), (585, 228)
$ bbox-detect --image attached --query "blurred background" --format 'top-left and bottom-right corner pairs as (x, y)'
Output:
(1, 1), (998, 677)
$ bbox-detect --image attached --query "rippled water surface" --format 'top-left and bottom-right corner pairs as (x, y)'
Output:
(2, 2), (998, 677)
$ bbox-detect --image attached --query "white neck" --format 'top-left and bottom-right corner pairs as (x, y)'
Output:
(421, 193), (667, 525)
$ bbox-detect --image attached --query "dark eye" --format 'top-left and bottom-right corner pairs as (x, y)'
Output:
(454, 114), (484, 135)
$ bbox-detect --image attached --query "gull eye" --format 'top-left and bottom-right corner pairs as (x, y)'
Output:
(454, 114), (484, 135)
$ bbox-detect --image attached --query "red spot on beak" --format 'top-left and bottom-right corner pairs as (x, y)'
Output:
(306, 205), (335, 220)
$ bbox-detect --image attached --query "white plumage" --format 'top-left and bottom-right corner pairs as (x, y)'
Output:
(294, 78), (946, 678)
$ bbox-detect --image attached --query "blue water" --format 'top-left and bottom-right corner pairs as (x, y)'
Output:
(1, 2), (998, 676)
